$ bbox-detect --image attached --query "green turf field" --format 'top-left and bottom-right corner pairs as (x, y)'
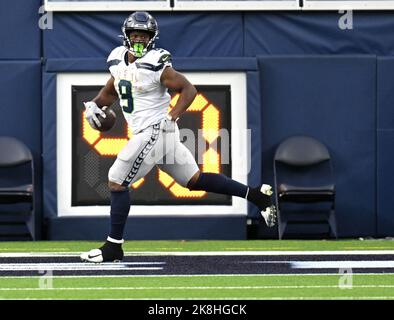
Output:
(0, 239), (394, 253)
(1, 274), (393, 300)
(0, 240), (393, 300)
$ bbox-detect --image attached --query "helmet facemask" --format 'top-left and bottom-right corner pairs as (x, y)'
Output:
(123, 28), (157, 58)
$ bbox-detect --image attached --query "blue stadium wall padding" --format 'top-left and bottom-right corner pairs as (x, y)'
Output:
(44, 57), (258, 72)
(44, 12), (243, 59)
(42, 72), (57, 218)
(246, 72), (262, 217)
(0, 0), (42, 59)
(377, 132), (394, 236)
(258, 55), (377, 237)
(165, 58), (258, 71)
(0, 61), (42, 160)
(45, 12), (394, 59)
(47, 215), (246, 240)
(377, 57), (394, 130)
(245, 12), (394, 56)
(0, 60), (43, 236)
(376, 57), (394, 236)
(44, 58), (107, 72)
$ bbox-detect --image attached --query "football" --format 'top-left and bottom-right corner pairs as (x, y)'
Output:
(93, 106), (116, 132)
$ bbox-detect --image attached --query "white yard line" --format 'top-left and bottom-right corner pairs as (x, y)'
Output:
(291, 260), (394, 269)
(1, 297), (393, 300)
(0, 262), (164, 271)
(1, 250), (394, 258)
(244, 260), (394, 268)
(1, 273), (394, 279)
(1, 285), (394, 291)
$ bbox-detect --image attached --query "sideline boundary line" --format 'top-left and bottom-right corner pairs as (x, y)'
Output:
(1, 273), (394, 279)
(1, 250), (394, 258)
(1, 285), (394, 291)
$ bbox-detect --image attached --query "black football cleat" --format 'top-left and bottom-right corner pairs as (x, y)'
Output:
(247, 184), (277, 227)
(80, 239), (124, 263)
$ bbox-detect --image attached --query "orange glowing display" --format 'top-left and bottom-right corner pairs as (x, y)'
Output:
(158, 93), (220, 198)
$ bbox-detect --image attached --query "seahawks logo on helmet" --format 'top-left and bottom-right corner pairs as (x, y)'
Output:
(121, 11), (159, 58)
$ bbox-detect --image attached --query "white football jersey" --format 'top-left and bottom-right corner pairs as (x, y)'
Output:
(107, 46), (172, 134)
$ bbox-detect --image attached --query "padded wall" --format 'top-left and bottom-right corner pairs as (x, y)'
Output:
(258, 56), (377, 237)
(0, 0), (41, 59)
(377, 57), (394, 237)
(44, 12), (243, 59)
(0, 62), (42, 149)
(42, 72), (57, 218)
(245, 12), (394, 56)
(0, 0), (43, 237)
(0, 61), (43, 237)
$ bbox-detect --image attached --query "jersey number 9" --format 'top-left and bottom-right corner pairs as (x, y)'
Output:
(118, 80), (133, 113)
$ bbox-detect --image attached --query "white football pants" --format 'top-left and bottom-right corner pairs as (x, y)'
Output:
(108, 120), (199, 188)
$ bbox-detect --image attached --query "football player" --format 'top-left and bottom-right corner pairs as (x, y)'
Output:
(80, 11), (276, 263)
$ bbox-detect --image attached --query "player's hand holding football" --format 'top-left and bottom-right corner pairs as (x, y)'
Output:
(84, 101), (106, 128)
